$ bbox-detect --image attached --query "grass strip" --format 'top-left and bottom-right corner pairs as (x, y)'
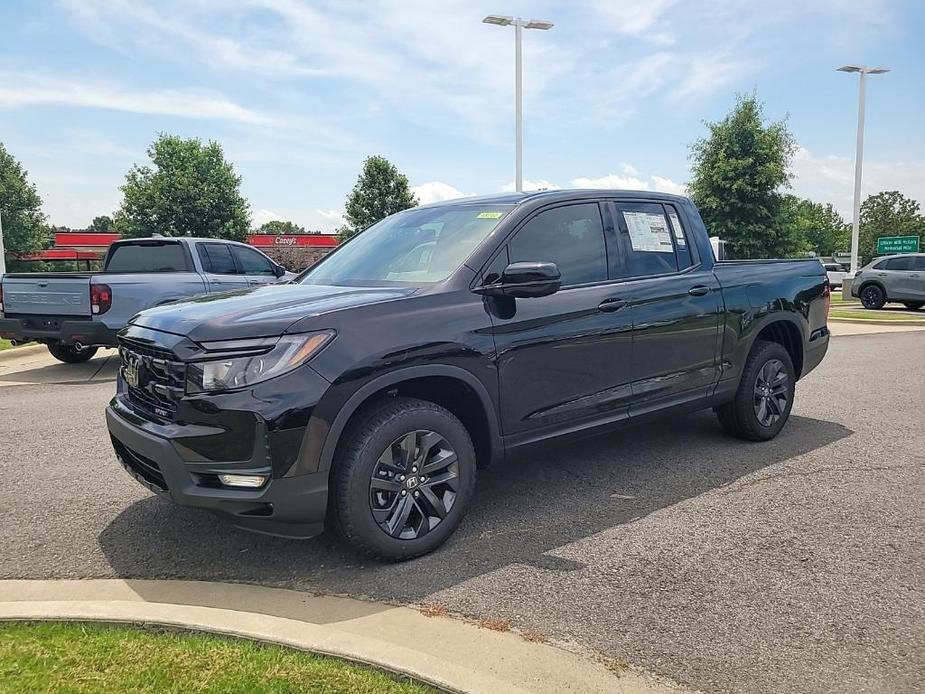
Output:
(829, 309), (925, 322)
(0, 621), (439, 693)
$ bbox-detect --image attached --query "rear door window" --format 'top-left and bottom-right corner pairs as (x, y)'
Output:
(914, 256), (925, 271)
(665, 205), (694, 270)
(613, 203), (681, 277)
(885, 256), (914, 271)
(201, 243), (239, 275)
(106, 242), (188, 273)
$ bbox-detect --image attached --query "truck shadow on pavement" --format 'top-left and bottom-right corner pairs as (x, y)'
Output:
(0, 353), (118, 385)
(99, 412), (851, 605)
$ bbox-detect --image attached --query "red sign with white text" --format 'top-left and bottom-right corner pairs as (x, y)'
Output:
(247, 234), (339, 248)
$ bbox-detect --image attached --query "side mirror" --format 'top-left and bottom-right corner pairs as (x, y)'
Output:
(476, 261), (561, 298)
(273, 263), (286, 278)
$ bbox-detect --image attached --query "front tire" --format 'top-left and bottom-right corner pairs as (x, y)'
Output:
(331, 396), (476, 561)
(860, 284), (886, 309)
(716, 340), (795, 441)
(47, 343), (98, 364)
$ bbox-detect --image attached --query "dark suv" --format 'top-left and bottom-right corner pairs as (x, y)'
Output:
(107, 190), (829, 560)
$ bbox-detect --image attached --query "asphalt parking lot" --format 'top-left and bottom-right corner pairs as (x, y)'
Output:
(1, 333), (922, 694)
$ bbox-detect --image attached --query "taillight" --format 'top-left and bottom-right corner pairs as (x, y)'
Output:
(0, 283), (4, 314)
(90, 283), (112, 315)
(823, 280), (831, 320)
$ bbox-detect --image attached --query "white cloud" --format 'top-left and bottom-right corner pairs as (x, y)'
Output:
(791, 145), (925, 219)
(316, 209), (346, 226)
(589, 0), (678, 43)
(651, 176), (687, 195)
(500, 179), (561, 193)
(58, 0), (571, 138)
(570, 172), (687, 195)
(252, 209), (284, 227)
(411, 181), (471, 205)
(571, 174), (650, 190)
(0, 71), (274, 125)
(672, 53), (758, 102)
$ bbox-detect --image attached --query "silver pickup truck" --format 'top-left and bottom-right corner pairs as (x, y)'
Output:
(0, 236), (292, 363)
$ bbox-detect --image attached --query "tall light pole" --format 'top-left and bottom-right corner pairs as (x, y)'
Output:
(837, 65), (889, 275)
(483, 15), (554, 193)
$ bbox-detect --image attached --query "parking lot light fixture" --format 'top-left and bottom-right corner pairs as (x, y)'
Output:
(483, 14), (554, 193)
(837, 65), (890, 276)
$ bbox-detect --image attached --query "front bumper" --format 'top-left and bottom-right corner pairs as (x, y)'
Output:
(106, 396), (329, 540)
(0, 315), (118, 346)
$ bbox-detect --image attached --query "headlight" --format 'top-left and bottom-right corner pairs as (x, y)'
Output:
(186, 331), (334, 393)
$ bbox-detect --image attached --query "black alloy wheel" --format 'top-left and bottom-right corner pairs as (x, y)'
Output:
(753, 358), (789, 427)
(331, 396), (476, 560)
(860, 284), (885, 309)
(369, 430), (459, 540)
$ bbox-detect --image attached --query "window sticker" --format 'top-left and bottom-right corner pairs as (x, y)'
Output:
(476, 211), (504, 219)
(623, 211), (673, 253)
(667, 211), (686, 247)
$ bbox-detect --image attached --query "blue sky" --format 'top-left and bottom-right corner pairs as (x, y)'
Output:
(1, 0), (922, 232)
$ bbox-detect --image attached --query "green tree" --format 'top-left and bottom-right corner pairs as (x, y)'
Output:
(90, 215), (114, 232)
(116, 134), (250, 241)
(256, 219), (305, 235)
(339, 155), (417, 241)
(688, 94), (799, 259)
(0, 142), (48, 264)
(858, 191), (925, 264)
(781, 195), (850, 257)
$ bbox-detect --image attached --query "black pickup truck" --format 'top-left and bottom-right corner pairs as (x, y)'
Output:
(106, 190), (830, 560)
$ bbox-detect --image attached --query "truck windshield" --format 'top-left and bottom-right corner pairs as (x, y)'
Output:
(106, 242), (189, 273)
(299, 204), (514, 286)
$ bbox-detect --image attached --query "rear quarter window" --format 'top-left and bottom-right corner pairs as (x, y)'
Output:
(106, 243), (188, 273)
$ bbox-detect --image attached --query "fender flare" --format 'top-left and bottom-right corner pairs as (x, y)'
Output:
(305, 364), (503, 475)
(856, 280), (887, 300)
(746, 310), (808, 373)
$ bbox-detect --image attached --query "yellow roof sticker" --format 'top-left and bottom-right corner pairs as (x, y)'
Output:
(476, 211), (505, 219)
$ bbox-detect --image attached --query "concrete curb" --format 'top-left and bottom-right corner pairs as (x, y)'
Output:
(0, 342), (46, 363)
(0, 579), (689, 694)
(829, 317), (925, 326)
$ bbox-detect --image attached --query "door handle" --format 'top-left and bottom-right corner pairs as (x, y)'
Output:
(688, 285), (711, 296)
(598, 297), (628, 313)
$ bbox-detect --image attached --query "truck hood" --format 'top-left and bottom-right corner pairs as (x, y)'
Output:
(130, 283), (416, 342)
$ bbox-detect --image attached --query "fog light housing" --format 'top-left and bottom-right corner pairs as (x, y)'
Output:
(218, 473), (268, 488)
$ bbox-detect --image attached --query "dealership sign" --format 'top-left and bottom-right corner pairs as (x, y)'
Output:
(876, 235), (920, 254)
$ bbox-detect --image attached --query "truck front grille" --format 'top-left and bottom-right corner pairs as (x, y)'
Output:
(118, 338), (185, 420)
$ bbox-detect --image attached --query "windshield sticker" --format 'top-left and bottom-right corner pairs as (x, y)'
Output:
(476, 211), (505, 219)
(623, 211), (674, 253)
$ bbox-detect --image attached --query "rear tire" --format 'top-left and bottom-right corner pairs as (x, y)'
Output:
(859, 284), (886, 309)
(47, 343), (98, 364)
(715, 340), (795, 442)
(902, 302), (924, 311)
(331, 396), (477, 561)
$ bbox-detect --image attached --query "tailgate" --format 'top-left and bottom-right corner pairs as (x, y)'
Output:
(1, 276), (92, 316)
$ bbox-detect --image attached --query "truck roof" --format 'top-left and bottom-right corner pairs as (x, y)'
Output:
(111, 236), (251, 246)
(416, 188), (689, 209)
